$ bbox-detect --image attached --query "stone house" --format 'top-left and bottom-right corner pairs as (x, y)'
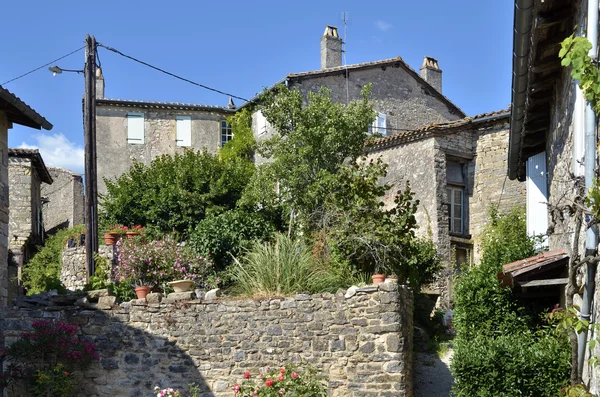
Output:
(8, 148), (53, 300)
(95, 69), (237, 194)
(41, 166), (84, 234)
(507, 0), (600, 390)
(0, 85), (52, 306)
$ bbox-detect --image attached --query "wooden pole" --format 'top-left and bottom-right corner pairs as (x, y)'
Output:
(91, 36), (98, 267)
(84, 34), (94, 280)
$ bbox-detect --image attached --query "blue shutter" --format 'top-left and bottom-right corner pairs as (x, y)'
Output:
(127, 113), (145, 144)
(526, 151), (548, 246)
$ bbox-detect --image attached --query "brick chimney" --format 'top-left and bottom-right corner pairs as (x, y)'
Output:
(321, 26), (342, 70)
(95, 67), (104, 99)
(419, 56), (442, 93)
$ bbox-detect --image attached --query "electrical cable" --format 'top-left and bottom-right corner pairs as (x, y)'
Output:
(1, 46), (85, 86)
(97, 43), (248, 102)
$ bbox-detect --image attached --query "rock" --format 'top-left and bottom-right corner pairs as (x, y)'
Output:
(204, 288), (221, 301)
(75, 297), (96, 309)
(146, 293), (163, 304)
(356, 286), (378, 293)
(344, 286), (359, 299)
(194, 289), (205, 300)
(379, 281), (399, 292)
(86, 289), (111, 301)
(97, 296), (118, 310)
(51, 294), (82, 306)
(165, 291), (195, 302)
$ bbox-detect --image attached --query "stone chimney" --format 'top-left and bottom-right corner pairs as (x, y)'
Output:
(321, 25), (343, 70)
(419, 56), (442, 93)
(95, 67), (104, 99)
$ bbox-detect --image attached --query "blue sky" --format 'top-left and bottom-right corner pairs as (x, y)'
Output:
(1, 1), (513, 174)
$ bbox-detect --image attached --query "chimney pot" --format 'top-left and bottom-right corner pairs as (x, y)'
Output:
(321, 25), (343, 70)
(419, 56), (442, 93)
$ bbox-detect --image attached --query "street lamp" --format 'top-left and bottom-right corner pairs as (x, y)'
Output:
(48, 35), (98, 280)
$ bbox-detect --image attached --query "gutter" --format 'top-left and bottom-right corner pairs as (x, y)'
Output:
(508, 0), (534, 180)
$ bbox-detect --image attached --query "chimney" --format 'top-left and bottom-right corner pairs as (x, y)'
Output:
(227, 96), (236, 109)
(321, 25), (343, 70)
(95, 67), (105, 99)
(419, 56), (442, 93)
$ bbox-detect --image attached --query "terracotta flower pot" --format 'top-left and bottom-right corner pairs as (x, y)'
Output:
(135, 286), (151, 299)
(126, 231), (140, 239)
(168, 280), (194, 293)
(371, 274), (385, 285)
(103, 232), (119, 246)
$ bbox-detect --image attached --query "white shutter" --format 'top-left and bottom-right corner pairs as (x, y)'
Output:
(526, 151), (548, 246)
(377, 113), (387, 136)
(255, 111), (267, 135)
(127, 113), (145, 144)
(176, 116), (192, 147)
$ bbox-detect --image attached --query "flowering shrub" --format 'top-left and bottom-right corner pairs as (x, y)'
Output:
(106, 224), (129, 234)
(154, 386), (181, 397)
(2, 320), (98, 396)
(233, 364), (327, 397)
(116, 236), (213, 288)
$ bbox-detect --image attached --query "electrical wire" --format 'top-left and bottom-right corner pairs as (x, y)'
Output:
(97, 43), (248, 102)
(1, 46), (85, 86)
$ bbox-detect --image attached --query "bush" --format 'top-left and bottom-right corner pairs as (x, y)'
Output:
(188, 210), (276, 271)
(22, 225), (85, 295)
(233, 363), (327, 397)
(229, 233), (350, 297)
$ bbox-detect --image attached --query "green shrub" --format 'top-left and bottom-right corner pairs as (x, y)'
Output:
(229, 233), (350, 297)
(22, 225), (85, 295)
(188, 210), (276, 271)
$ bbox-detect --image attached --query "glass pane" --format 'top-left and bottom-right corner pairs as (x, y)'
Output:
(453, 218), (462, 234)
(453, 189), (462, 203)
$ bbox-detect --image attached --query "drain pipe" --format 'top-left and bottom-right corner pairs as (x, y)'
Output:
(578, 0), (599, 375)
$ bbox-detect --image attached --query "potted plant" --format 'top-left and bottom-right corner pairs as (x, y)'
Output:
(103, 224), (127, 245)
(114, 238), (154, 299)
(126, 224), (144, 239)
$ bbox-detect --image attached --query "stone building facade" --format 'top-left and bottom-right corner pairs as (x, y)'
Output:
(0, 86), (52, 306)
(41, 166), (84, 234)
(5, 283), (413, 397)
(8, 148), (53, 301)
(367, 111), (525, 305)
(95, 69), (236, 194)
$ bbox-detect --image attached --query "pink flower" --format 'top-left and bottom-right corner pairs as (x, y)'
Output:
(292, 372), (299, 379)
(244, 371), (251, 379)
(265, 379), (274, 387)
(277, 375), (284, 381)
(280, 367), (285, 374)
(233, 384), (240, 394)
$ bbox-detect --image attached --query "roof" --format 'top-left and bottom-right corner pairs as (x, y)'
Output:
(240, 57), (466, 117)
(508, 0), (575, 181)
(366, 109), (510, 151)
(498, 249), (569, 286)
(8, 148), (53, 184)
(0, 85), (52, 130)
(96, 98), (236, 113)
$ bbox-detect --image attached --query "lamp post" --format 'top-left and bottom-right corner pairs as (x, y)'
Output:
(49, 34), (98, 279)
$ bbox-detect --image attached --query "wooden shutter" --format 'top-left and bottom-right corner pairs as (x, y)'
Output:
(176, 116), (192, 147)
(127, 113), (144, 144)
(526, 151), (548, 246)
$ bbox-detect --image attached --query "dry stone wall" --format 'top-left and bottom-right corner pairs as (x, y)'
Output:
(3, 283), (413, 397)
(61, 245), (116, 291)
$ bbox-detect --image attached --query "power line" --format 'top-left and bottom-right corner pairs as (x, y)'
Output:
(97, 43), (249, 102)
(1, 46), (85, 86)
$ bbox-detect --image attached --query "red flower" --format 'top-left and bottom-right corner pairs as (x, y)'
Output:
(233, 384), (241, 394)
(244, 371), (251, 379)
(277, 375), (284, 381)
(64, 372), (69, 376)
(280, 367), (285, 374)
(292, 372), (299, 379)
(265, 379), (274, 387)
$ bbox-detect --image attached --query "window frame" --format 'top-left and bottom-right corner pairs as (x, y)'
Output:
(447, 185), (465, 235)
(220, 120), (233, 147)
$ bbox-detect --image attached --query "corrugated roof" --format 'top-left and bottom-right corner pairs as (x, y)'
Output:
(0, 85), (52, 130)
(8, 148), (53, 184)
(97, 98), (236, 113)
(366, 109), (510, 151)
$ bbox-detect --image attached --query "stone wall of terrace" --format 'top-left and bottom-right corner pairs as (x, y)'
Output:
(3, 282), (414, 397)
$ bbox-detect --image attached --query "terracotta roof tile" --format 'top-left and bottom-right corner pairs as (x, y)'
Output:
(502, 249), (568, 277)
(97, 98), (235, 112)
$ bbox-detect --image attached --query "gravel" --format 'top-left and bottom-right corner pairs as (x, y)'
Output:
(413, 349), (454, 397)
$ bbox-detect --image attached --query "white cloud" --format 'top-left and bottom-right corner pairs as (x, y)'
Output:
(375, 20), (393, 32)
(18, 133), (84, 174)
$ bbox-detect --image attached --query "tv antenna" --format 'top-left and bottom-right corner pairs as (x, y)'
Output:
(341, 11), (349, 103)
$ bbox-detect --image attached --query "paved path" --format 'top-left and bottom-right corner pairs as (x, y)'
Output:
(413, 349), (454, 397)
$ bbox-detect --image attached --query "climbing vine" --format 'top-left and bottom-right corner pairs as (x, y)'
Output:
(559, 35), (600, 114)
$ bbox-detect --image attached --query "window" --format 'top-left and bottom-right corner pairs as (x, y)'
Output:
(368, 113), (387, 136)
(526, 151), (549, 247)
(127, 112), (144, 144)
(221, 120), (233, 147)
(176, 116), (191, 147)
(447, 161), (466, 235)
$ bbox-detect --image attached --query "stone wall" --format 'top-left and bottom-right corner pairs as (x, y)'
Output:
(61, 245), (116, 291)
(8, 158), (37, 252)
(96, 106), (232, 194)
(42, 167), (84, 233)
(0, 114), (8, 306)
(3, 283), (413, 397)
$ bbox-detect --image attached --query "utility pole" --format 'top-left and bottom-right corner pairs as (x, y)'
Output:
(83, 34), (98, 279)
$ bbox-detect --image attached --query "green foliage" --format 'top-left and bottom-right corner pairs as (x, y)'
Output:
(220, 108), (257, 162)
(452, 206), (569, 396)
(233, 364), (327, 397)
(559, 35), (600, 113)
(84, 254), (112, 291)
(188, 210), (276, 271)
(30, 364), (74, 397)
(229, 233), (350, 297)
(100, 149), (253, 239)
(452, 331), (570, 397)
(22, 225), (85, 295)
